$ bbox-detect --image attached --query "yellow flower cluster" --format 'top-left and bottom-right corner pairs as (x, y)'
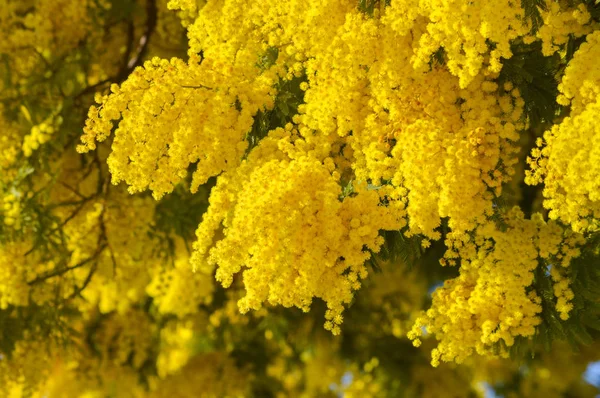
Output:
(167, 0), (204, 27)
(81, 0), (543, 337)
(0, 112), (20, 181)
(527, 31), (600, 232)
(404, 0), (531, 87)
(359, 260), (426, 339)
(408, 208), (582, 366)
(387, 78), (522, 238)
(2, 194), (22, 229)
(557, 30), (600, 113)
(155, 319), (198, 378)
(149, 353), (251, 398)
(536, 2), (592, 57)
(0, 0), (94, 87)
(22, 116), (62, 158)
(147, 244), (214, 318)
(0, 242), (31, 309)
(191, 127), (404, 333)
(73, 0), (600, 354)
(292, 10), (524, 241)
(79, 54), (276, 199)
(0, 338), (55, 398)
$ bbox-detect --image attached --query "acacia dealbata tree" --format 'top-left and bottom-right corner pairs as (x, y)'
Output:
(1, 0), (600, 396)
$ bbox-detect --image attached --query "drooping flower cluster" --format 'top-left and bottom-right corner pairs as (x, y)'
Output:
(79, 55), (277, 199)
(403, 0), (532, 87)
(536, 2), (592, 56)
(409, 208), (583, 365)
(527, 31), (600, 232)
(78, 0), (544, 336)
(190, 126), (405, 333)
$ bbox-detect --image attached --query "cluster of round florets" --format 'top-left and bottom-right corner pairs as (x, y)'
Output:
(22, 115), (62, 158)
(537, 3), (592, 57)
(557, 30), (600, 112)
(291, 10), (525, 241)
(93, 309), (155, 369)
(527, 31), (600, 232)
(79, 55), (276, 200)
(191, 135), (404, 333)
(147, 247), (214, 318)
(0, 0), (95, 88)
(80, 0), (534, 339)
(0, 242), (31, 309)
(408, 208), (582, 366)
(0, 112), (20, 180)
(2, 193), (22, 229)
(407, 0), (531, 87)
(167, 0), (203, 26)
(75, 0), (598, 350)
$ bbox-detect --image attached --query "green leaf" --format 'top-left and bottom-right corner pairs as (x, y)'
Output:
(499, 41), (561, 127)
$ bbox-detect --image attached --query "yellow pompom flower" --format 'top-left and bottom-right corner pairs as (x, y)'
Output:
(527, 31), (600, 232)
(409, 208), (582, 365)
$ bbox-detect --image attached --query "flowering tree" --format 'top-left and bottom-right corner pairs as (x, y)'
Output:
(1, 0), (600, 396)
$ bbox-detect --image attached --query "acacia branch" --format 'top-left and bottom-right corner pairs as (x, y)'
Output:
(57, 181), (90, 200)
(27, 244), (106, 285)
(66, 204), (112, 299)
(66, 259), (99, 300)
(74, 0), (158, 100)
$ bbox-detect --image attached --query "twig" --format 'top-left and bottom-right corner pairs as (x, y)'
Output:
(66, 259), (99, 300)
(74, 0), (158, 101)
(27, 244), (106, 285)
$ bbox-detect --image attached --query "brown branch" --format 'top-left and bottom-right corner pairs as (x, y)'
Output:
(180, 84), (214, 90)
(98, 202), (118, 277)
(57, 181), (90, 200)
(108, 245), (118, 277)
(74, 22), (135, 99)
(47, 198), (90, 209)
(49, 199), (90, 234)
(27, 244), (106, 285)
(66, 202), (111, 299)
(66, 259), (98, 300)
(74, 0), (158, 101)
